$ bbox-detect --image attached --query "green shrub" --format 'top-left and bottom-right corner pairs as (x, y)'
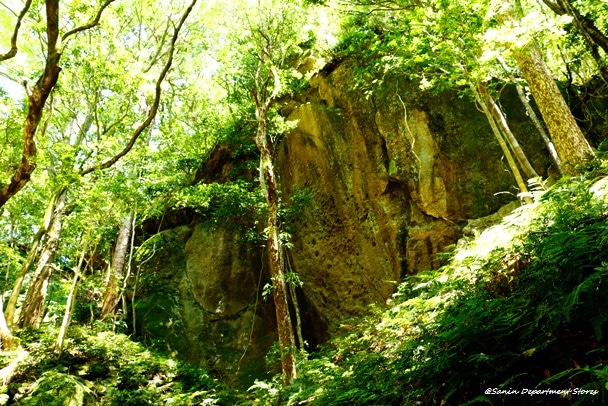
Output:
(5, 327), (238, 405)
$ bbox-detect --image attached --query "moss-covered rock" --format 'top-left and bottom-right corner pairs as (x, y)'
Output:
(134, 225), (277, 388)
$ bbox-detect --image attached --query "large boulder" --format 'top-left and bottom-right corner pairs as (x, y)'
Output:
(134, 225), (276, 388)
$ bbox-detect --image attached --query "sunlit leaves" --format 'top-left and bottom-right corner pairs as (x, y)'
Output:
(173, 180), (265, 226)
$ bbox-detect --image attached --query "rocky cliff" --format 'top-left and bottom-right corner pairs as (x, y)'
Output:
(134, 60), (550, 385)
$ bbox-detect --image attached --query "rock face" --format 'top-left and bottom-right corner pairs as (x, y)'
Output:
(277, 62), (548, 335)
(135, 60), (549, 382)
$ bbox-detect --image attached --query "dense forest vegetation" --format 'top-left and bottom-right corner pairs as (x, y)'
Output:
(1, 0), (608, 404)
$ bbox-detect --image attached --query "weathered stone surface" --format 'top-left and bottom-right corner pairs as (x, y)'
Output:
(135, 225), (276, 387)
(276, 61), (549, 334)
(278, 100), (410, 329)
(185, 226), (257, 316)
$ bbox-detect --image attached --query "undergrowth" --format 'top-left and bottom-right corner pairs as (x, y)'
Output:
(0, 326), (241, 405)
(251, 172), (608, 405)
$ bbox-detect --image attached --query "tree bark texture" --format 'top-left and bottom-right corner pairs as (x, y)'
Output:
(56, 234), (90, 355)
(18, 188), (67, 329)
(0, 300), (16, 350)
(513, 43), (595, 174)
(0, 0), (33, 62)
(497, 56), (565, 174)
(100, 212), (134, 319)
(3, 191), (60, 329)
(471, 84), (532, 203)
(55, 268), (80, 355)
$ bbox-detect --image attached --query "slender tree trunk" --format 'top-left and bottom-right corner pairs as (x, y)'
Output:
(478, 83), (538, 179)
(131, 265), (141, 335)
(513, 83), (565, 174)
(3, 216), (15, 295)
(285, 252), (305, 350)
(120, 213), (137, 319)
(18, 188), (67, 329)
(0, 221), (17, 349)
(497, 56), (565, 174)
(288, 281), (305, 350)
(5, 191), (61, 328)
(256, 108), (297, 385)
(471, 84), (532, 203)
(509, 0), (595, 174)
(55, 268), (79, 355)
(100, 212), (134, 319)
(55, 232), (89, 355)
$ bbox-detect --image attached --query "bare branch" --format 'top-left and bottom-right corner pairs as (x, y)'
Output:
(539, 0), (563, 15)
(80, 0), (199, 176)
(0, 0), (33, 62)
(143, 20), (171, 73)
(62, 0), (115, 42)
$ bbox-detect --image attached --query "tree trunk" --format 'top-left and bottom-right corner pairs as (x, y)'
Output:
(288, 280), (305, 350)
(497, 56), (565, 174)
(285, 252), (305, 350)
(256, 108), (297, 385)
(55, 268), (79, 355)
(18, 188), (67, 329)
(120, 213), (137, 320)
(5, 190), (62, 328)
(0, 0), (61, 209)
(100, 212), (134, 319)
(510, 0), (595, 174)
(0, 300), (16, 350)
(56, 234), (89, 355)
(479, 83), (538, 179)
(471, 83), (532, 203)
(513, 81), (565, 174)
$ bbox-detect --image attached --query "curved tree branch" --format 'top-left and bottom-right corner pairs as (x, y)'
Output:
(0, 0), (61, 209)
(80, 0), (199, 176)
(0, 0), (33, 62)
(62, 0), (115, 42)
(541, 0), (608, 81)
